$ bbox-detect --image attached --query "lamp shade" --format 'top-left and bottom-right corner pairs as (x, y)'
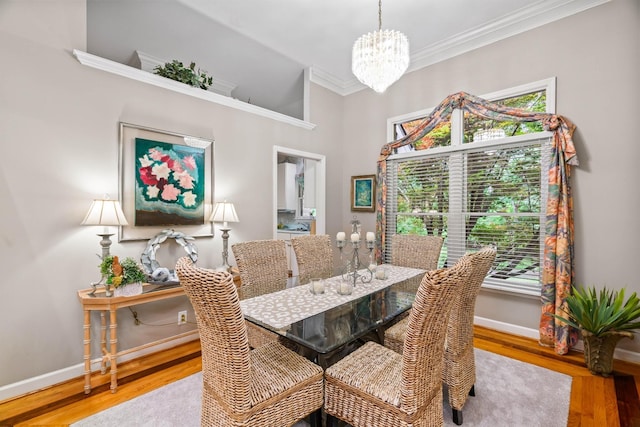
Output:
(210, 201), (239, 228)
(82, 198), (129, 226)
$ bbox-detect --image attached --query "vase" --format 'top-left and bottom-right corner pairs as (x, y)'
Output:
(581, 330), (634, 377)
(113, 282), (143, 297)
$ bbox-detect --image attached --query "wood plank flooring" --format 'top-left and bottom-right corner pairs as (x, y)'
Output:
(1, 326), (639, 426)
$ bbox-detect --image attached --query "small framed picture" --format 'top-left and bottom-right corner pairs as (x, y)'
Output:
(351, 175), (376, 212)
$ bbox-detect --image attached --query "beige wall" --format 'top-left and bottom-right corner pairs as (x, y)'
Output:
(0, 0), (638, 394)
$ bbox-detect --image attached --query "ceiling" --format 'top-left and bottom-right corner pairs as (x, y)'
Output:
(87, 0), (606, 119)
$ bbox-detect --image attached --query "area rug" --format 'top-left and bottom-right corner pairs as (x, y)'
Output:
(72, 349), (571, 427)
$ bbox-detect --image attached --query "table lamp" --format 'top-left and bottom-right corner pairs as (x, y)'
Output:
(82, 195), (129, 260)
(210, 200), (239, 272)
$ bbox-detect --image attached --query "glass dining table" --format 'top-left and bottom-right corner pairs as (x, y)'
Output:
(240, 264), (425, 367)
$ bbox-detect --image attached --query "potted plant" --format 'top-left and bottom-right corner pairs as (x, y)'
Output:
(551, 285), (640, 376)
(153, 60), (213, 90)
(100, 255), (147, 297)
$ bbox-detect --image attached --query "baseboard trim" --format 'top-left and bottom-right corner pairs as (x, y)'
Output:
(0, 331), (199, 402)
(474, 316), (540, 340)
(474, 316), (640, 364)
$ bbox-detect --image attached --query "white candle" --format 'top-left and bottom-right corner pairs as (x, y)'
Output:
(312, 279), (325, 294)
(366, 232), (375, 242)
(376, 267), (387, 280)
(339, 281), (352, 295)
(350, 233), (360, 243)
(336, 232), (346, 242)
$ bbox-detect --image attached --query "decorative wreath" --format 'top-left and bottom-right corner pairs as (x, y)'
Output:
(140, 229), (198, 283)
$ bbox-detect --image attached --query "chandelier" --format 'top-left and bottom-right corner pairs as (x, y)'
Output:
(352, 0), (410, 93)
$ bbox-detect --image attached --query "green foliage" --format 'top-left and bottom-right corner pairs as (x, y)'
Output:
(99, 255), (146, 287)
(154, 60), (213, 90)
(120, 257), (147, 284)
(397, 216), (429, 235)
(551, 286), (640, 336)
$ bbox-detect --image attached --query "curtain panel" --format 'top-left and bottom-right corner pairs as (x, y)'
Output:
(376, 91), (578, 354)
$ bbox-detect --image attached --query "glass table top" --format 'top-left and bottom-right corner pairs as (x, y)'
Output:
(240, 265), (424, 354)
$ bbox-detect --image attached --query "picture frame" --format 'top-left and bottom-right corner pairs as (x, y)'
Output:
(118, 122), (215, 241)
(350, 174), (376, 212)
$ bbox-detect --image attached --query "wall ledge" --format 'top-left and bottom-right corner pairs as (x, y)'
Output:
(72, 50), (316, 131)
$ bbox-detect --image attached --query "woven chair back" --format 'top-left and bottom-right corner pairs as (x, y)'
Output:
(232, 239), (289, 299)
(401, 256), (472, 414)
(291, 234), (334, 285)
(391, 234), (444, 270)
(175, 257), (252, 412)
(446, 246), (497, 358)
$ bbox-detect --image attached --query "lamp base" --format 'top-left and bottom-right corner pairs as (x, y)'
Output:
(218, 227), (232, 273)
(97, 232), (115, 260)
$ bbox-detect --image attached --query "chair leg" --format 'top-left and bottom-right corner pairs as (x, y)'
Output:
(325, 414), (341, 427)
(308, 409), (322, 427)
(469, 384), (475, 396)
(452, 408), (463, 425)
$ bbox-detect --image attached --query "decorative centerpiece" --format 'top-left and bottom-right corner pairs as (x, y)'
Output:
(335, 217), (375, 287)
(99, 255), (147, 297)
(550, 285), (640, 376)
(153, 60), (213, 90)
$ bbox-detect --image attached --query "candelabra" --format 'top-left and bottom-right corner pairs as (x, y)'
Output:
(335, 229), (376, 286)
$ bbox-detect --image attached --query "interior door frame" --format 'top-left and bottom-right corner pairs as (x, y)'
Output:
(273, 146), (326, 238)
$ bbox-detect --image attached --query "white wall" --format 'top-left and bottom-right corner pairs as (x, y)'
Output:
(1, 0), (638, 398)
(341, 0), (640, 353)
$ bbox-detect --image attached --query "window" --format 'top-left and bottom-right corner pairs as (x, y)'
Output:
(385, 79), (555, 295)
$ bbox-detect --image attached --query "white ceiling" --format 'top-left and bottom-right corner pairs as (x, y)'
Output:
(87, 0), (606, 118)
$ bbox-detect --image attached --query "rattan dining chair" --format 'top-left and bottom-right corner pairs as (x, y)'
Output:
(387, 234), (444, 326)
(232, 239), (289, 349)
(175, 257), (324, 427)
(391, 234), (444, 270)
(324, 257), (472, 427)
(384, 247), (497, 425)
(291, 234), (334, 285)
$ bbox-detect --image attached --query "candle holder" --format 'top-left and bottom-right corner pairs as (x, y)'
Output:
(336, 235), (375, 287)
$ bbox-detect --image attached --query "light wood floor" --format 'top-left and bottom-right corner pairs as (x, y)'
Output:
(1, 326), (639, 426)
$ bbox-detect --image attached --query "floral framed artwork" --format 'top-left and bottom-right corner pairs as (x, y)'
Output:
(119, 122), (215, 241)
(351, 175), (376, 212)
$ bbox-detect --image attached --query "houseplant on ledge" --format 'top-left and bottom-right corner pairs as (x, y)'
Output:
(100, 255), (147, 297)
(153, 60), (213, 90)
(551, 285), (640, 376)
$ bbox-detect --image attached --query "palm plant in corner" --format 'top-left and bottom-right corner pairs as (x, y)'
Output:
(551, 285), (640, 376)
(154, 60), (213, 90)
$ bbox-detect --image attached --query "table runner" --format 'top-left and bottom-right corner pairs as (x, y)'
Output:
(240, 264), (425, 329)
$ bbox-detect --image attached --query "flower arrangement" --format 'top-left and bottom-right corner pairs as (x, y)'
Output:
(153, 60), (213, 90)
(100, 255), (147, 288)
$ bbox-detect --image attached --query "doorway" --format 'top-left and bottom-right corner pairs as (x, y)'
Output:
(273, 146), (326, 237)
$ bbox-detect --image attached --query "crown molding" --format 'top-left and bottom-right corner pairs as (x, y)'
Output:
(308, 66), (364, 97)
(409, 0), (609, 73)
(73, 50), (316, 130)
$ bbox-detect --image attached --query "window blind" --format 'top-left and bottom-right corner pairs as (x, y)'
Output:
(385, 136), (551, 295)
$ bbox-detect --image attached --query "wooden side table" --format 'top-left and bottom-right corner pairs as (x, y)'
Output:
(77, 284), (189, 394)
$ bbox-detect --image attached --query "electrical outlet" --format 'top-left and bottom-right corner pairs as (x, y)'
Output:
(178, 310), (187, 325)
